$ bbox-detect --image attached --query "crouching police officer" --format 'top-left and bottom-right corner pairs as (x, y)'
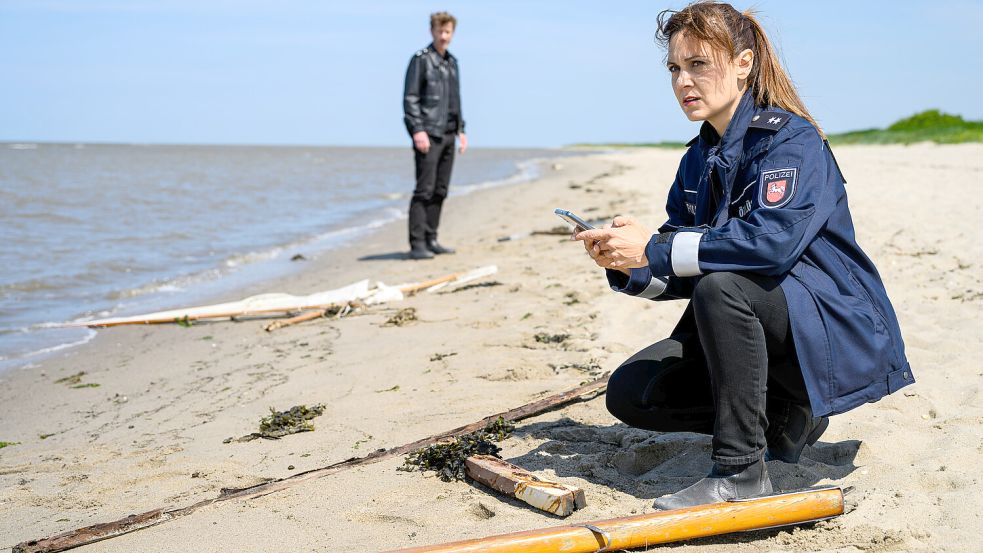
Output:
(575, 2), (912, 510)
(403, 11), (468, 260)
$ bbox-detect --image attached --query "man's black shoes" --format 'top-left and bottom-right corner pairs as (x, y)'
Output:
(652, 457), (773, 510)
(766, 403), (829, 463)
(426, 239), (456, 255)
(408, 246), (435, 260)
(408, 239), (454, 259)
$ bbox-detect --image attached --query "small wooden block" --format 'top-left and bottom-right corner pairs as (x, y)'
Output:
(465, 455), (586, 517)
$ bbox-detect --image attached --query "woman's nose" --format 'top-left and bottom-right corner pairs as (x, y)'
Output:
(675, 71), (693, 89)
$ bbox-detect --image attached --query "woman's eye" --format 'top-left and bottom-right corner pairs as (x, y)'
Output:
(668, 66), (678, 73)
(692, 60), (704, 68)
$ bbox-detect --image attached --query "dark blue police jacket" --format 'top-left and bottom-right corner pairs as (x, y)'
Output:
(608, 92), (912, 417)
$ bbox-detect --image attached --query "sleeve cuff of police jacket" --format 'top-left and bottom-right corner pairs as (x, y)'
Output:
(606, 267), (668, 299)
(647, 230), (704, 278)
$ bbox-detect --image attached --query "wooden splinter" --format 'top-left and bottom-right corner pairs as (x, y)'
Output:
(465, 455), (585, 517)
(263, 309), (328, 332)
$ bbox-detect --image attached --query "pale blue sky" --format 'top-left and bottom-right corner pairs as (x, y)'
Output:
(2, 1), (981, 147)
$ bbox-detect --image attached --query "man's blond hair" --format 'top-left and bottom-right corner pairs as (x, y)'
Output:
(430, 11), (457, 29)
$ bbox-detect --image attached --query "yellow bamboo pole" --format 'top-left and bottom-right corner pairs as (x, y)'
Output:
(383, 487), (843, 553)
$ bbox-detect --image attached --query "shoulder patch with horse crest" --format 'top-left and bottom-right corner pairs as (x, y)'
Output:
(759, 167), (797, 208)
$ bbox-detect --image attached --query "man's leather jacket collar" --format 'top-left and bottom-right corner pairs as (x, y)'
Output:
(426, 42), (456, 63)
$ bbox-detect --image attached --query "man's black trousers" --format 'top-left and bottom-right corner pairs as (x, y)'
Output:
(605, 272), (812, 465)
(409, 133), (456, 248)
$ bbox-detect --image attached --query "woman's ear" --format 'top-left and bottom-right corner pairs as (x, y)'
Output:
(735, 48), (754, 81)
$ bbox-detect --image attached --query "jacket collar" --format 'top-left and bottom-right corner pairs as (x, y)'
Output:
(698, 91), (759, 164)
(697, 92), (761, 227)
(426, 42), (455, 62)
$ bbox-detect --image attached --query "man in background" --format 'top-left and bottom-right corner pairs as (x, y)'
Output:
(403, 11), (467, 260)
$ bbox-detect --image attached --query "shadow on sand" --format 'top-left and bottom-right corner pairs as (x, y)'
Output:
(506, 417), (860, 503)
(358, 252), (412, 261)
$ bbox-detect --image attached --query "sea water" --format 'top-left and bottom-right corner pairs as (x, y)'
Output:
(0, 143), (571, 370)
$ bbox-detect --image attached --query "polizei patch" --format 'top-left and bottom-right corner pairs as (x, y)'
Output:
(759, 167), (798, 208)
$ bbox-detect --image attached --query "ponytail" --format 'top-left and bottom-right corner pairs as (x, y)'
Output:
(742, 12), (823, 137)
(657, 1), (824, 138)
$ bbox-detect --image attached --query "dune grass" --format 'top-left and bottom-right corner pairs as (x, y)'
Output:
(827, 110), (983, 145)
(573, 110), (983, 148)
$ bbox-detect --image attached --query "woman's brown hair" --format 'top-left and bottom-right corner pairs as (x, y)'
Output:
(656, 1), (823, 137)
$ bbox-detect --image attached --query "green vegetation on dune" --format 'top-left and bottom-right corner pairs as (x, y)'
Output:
(572, 110), (982, 148)
(827, 110), (983, 145)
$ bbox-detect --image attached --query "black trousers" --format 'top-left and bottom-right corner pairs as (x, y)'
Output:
(606, 272), (811, 465)
(409, 133), (456, 247)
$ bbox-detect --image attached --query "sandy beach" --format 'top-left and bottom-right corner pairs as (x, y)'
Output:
(2, 144), (982, 552)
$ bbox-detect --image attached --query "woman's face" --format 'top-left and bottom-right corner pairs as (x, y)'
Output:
(667, 32), (752, 133)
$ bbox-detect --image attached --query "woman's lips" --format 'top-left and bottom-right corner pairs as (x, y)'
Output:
(683, 96), (700, 106)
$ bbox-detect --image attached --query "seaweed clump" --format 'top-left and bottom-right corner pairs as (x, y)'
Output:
(259, 404), (325, 438)
(549, 359), (604, 377)
(384, 307), (418, 327)
(54, 371), (85, 385)
(399, 417), (515, 482)
(54, 371), (100, 389)
(534, 332), (570, 344)
(229, 404), (326, 443)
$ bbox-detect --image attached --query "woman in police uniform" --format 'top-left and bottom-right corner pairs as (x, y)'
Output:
(575, 2), (912, 510)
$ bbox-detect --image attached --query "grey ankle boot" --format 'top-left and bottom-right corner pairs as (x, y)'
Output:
(652, 457), (773, 510)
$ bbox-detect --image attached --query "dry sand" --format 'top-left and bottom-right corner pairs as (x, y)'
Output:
(1, 144), (981, 552)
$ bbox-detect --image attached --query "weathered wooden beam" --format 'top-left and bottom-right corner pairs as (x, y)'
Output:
(14, 375), (609, 553)
(465, 455), (585, 516)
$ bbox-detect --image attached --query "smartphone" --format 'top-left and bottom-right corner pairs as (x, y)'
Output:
(554, 208), (595, 232)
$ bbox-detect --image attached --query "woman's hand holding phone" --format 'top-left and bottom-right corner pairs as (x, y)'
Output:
(575, 215), (652, 272)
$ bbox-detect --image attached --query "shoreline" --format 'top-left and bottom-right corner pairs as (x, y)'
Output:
(0, 149), (575, 373)
(2, 144), (982, 552)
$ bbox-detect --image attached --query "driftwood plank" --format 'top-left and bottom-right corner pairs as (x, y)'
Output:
(14, 375), (609, 553)
(465, 455), (586, 516)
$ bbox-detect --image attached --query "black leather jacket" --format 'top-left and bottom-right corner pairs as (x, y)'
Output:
(403, 43), (465, 137)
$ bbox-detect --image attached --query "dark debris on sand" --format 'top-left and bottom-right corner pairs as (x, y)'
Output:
(534, 332), (570, 344)
(399, 417), (515, 482)
(448, 281), (503, 293)
(384, 307), (418, 327)
(228, 404), (326, 443)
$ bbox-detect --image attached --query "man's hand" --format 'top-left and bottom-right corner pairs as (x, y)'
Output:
(413, 131), (431, 153)
(458, 133), (468, 154)
(574, 215), (652, 270)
